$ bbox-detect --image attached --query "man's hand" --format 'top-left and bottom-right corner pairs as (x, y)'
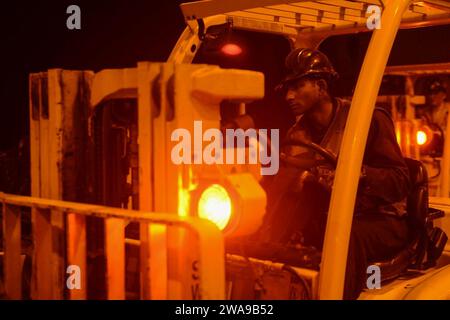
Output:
(315, 166), (335, 192)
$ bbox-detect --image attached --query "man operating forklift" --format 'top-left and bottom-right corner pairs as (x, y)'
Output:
(230, 48), (412, 299)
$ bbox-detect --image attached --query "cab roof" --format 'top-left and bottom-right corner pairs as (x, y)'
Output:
(181, 0), (450, 36)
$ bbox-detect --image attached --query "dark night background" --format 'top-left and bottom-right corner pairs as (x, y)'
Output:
(1, 0), (450, 194)
(1, 1), (189, 151)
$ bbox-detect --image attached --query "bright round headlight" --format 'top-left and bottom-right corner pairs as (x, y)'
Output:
(198, 184), (232, 230)
(416, 130), (428, 146)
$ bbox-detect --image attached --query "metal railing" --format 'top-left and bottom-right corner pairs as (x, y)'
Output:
(0, 192), (225, 300)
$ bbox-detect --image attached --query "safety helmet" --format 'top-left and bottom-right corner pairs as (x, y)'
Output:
(425, 79), (446, 95)
(277, 48), (338, 91)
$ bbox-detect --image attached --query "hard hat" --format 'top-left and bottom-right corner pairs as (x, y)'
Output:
(425, 79), (446, 95)
(277, 48), (338, 91)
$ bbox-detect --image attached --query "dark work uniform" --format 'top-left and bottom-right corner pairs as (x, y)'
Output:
(344, 103), (410, 299)
(260, 98), (410, 299)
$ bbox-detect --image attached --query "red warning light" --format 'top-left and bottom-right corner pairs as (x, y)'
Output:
(221, 43), (242, 56)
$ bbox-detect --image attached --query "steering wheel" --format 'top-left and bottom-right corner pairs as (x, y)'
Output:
(280, 137), (337, 170)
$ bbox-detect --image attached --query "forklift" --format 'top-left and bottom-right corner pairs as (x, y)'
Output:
(2, 0), (450, 300)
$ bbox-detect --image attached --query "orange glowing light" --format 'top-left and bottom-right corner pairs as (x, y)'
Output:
(417, 130), (428, 145)
(198, 184), (232, 230)
(221, 43), (242, 56)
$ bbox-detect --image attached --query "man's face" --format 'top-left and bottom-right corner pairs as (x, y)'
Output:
(426, 90), (447, 108)
(285, 78), (321, 116)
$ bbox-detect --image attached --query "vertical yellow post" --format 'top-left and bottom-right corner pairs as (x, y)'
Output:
(192, 219), (226, 300)
(67, 213), (87, 299)
(32, 208), (53, 299)
(137, 62), (159, 299)
(47, 70), (66, 299)
(149, 224), (168, 299)
(2, 204), (22, 299)
(29, 70), (67, 299)
(105, 218), (125, 299)
(157, 63), (179, 299)
(138, 62), (171, 299)
(319, 0), (411, 300)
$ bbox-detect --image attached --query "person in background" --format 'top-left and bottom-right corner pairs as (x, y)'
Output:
(419, 79), (449, 131)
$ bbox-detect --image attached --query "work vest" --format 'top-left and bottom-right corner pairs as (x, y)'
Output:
(284, 98), (407, 217)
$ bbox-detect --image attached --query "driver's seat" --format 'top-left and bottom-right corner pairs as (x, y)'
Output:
(372, 158), (448, 282)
